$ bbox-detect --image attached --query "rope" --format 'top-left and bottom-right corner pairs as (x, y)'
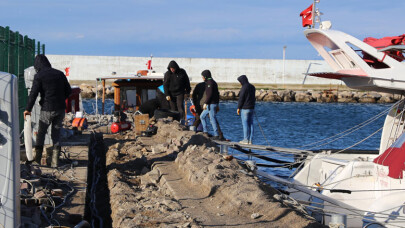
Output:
(304, 108), (389, 150)
(377, 108), (405, 165)
(298, 100), (399, 149)
(259, 174), (405, 193)
(254, 111), (271, 146)
(332, 126), (383, 154)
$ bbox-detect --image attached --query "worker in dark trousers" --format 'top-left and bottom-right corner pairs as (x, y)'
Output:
(24, 54), (72, 168)
(163, 60), (191, 121)
(192, 81), (224, 140)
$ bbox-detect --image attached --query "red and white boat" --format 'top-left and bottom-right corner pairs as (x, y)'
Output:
(260, 1), (405, 227)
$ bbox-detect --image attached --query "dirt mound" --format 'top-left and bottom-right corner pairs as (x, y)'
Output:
(104, 119), (324, 227)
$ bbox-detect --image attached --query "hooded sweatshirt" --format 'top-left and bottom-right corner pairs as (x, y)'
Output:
(26, 54), (72, 112)
(163, 60), (191, 97)
(237, 75), (255, 109)
(202, 70), (219, 105)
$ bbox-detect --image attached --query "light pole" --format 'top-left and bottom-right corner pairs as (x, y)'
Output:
(283, 45), (287, 88)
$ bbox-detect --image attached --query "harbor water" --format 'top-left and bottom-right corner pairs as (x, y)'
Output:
(83, 99), (390, 180)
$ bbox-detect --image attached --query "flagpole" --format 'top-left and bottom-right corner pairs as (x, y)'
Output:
(312, 0), (316, 28)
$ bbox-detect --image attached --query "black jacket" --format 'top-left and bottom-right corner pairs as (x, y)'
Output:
(163, 60), (191, 97)
(237, 75), (255, 109)
(192, 82), (206, 114)
(201, 70), (219, 105)
(26, 55), (72, 112)
(139, 98), (161, 117)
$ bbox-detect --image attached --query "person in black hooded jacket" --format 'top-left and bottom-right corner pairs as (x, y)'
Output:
(24, 54), (72, 167)
(237, 75), (256, 144)
(163, 60), (191, 121)
(200, 70), (221, 139)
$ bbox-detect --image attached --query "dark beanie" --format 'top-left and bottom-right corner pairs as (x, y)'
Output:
(201, 70), (212, 80)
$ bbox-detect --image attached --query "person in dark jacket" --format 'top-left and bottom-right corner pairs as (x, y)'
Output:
(237, 75), (256, 144)
(200, 70), (220, 139)
(139, 98), (160, 118)
(192, 81), (224, 139)
(24, 54), (72, 167)
(163, 60), (191, 121)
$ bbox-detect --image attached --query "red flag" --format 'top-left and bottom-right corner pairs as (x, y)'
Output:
(146, 60), (152, 70)
(300, 4), (313, 27)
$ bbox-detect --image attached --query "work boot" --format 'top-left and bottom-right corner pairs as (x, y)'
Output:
(51, 146), (61, 168)
(33, 146), (44, 165)
(45, 147), (53, 166)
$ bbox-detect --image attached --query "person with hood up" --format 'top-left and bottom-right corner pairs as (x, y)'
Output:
(192, 80), (225, 139)
(237, 75), (256, 144)
(163, 60), (191, 121)
(24, 54), (72, 167)
(200, 70), (220, 140)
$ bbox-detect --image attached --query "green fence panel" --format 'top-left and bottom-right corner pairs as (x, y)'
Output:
(0, 26), (45, 132)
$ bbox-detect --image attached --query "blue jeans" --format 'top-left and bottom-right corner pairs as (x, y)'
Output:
(241, 109), (254, 143)
(200, 104), (219, 137)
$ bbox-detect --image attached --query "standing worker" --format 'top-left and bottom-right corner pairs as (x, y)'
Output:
(163, 60), (191, 121)
(192, 80), (225, 140)
(237, 75), (256, 144)
(200, 70), (220, 140)
(24, 54), (72, 168)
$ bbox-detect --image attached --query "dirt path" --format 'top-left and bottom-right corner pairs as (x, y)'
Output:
(103, 119), (325, 228)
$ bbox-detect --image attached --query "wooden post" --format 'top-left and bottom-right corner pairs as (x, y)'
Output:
(102, 79), (106, 115)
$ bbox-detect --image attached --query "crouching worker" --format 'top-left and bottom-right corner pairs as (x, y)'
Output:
(24, 54), (72, 168)
(200, 70), (221, 140)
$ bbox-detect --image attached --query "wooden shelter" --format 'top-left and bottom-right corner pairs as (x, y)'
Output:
(95, 76), (164, 114)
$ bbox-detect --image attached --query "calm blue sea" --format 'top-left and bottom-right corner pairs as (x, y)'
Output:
(83, 99), (391, 180)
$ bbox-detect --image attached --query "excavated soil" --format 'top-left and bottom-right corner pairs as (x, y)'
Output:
(102, 118), (325, 228)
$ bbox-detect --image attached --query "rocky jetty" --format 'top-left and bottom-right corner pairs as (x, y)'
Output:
(76, 83), (400, 103)
(103, 119), (324, 227)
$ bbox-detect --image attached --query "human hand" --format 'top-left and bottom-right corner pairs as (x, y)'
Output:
(166, 96), (171, 101)
(203, 104), (207, 110)
(24, 110), (31, 120)
(237, 109), (240, 115)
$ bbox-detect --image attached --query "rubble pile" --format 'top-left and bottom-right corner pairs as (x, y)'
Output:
(104, 119), (323, 227)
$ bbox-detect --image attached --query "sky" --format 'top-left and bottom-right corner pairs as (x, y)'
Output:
(2, 0), (405, 60)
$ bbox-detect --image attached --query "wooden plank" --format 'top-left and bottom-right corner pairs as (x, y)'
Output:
(213, 140), (313, 155)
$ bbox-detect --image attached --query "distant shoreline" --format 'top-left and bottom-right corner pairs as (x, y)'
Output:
(76, 83), (399, 103)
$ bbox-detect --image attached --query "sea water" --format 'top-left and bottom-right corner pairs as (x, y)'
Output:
(83, 99), (390, 181)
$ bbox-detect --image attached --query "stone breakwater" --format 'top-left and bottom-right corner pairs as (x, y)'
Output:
(78, 83), (400, 103)
(103, 118), (324, 227)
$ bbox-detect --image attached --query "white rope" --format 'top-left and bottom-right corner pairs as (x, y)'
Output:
(332, 126), (383, 154)
(299, 100), (399, 149)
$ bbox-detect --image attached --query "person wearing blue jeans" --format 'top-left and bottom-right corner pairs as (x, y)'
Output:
(241, 109), (254, 144)
(200, 70), (220, 140)
(237, 75), (256, 144)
